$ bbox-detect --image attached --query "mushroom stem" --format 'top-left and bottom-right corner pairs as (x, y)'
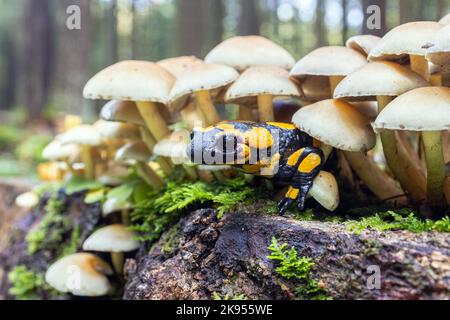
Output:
(344, 151), (407, 205)
(180, 102), (206, 130)
(136, 162), (164, 188)
(377, 96), (426, 202)
(422, 131), (446, 206)
(139, 126), (173, 175)
(81, 145), (94, 180)
(136, 101), (170, 141)
(182, 164), (198, 181)
(328, 76), (345, 95)
(238, 105), (255, 121)
(121, 209), (130, 226)
(429, 74), (443, 86)
(110, 252), (124, 275)
(409, 55), (430, 81)
(194, 90), (221, 125)
(319, 143), (333, 161)
(257, 94), (275, 122)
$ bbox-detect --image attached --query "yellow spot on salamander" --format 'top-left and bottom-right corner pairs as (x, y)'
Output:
(267, 122), (296, 130)
(287, 148), (305, 166)
(299, 153), (321, 173)
(286, 187), (300, 199)
(216, 123), (236, 130)
(243, 127), (273, 149)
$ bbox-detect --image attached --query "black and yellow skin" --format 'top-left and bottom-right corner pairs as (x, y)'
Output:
(187, 121), (324, 214)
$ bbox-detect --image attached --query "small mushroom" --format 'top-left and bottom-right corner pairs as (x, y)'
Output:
(334, 61), (429, 202)
(169, 63), (239, 126)
(374, 87), (450, 207)
(308, 171), (340, 211)
(426, 24), (450, 74)
(58, 125), (102, 180)
(345, 35), (381, 57)
(115, 141), (163, 188)
(45, 253), (113, 297)
(290, 46), (367, 96)
(15, 191), (39, 209)
(225, 66), (302, 122)
(204, 36), (295, 72)
(42, 140), (79, 177)
(293, 99), (407, 205)
(82, 224), (139, 274)
(368, 21), (443, 80)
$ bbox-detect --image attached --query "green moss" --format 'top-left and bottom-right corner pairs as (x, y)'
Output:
(267, 237), (331, 300)
(160, 225), (182, 254)
(7, 265), (56, 300)
(26, 191), (67, 255)
(347, 210), (450, 235)
(59, 226), (81, 258)
(131, 178), (256, 242)
(212, 292), (247, 300)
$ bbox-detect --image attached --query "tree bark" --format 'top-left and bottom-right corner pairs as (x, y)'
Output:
(204, 0), (224, 52)
(342, 0), (349, 44)
(315, 0), (327, 46)
(176, 0), (205, 57)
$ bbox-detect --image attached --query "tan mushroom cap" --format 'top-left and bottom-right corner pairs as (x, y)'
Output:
(374, 87), (450, 132)
(292, 99), (376, 152)
(157, 56), (203, 78)
(97, 120), (141, 140)
(300, 76), (331, 102)
(42, 140), (79, 160)
(439, 13), (450, 25)
(83, 60), (175, 104)
(369, 22), (442, 61)
(153, 134), (189, 163)
(100, 100), (145, 127)
(45, 253), (113, 297)
(59, 125), (102, 146)
(345, 35), (381, 56)
(290, 46), (367, 78)
(225, 66), (301, 104)
(426, 24), (450, 68)
(334, 61), (428, 100)
(309, 171), (340, 211)
(115, 141), (151, 163)
(204, 36), (296, 72)
(83, 224), (139, 252)
(169, 63), (239, 110)
(102, 198), (132, 216)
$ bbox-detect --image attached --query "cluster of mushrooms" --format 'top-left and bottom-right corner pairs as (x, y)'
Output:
(14, 14), (450, 297)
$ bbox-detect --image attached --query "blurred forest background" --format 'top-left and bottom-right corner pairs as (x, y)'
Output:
(0, 0), (449, 178)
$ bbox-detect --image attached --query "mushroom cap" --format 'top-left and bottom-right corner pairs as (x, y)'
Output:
(292, 99), (376, 152)
(45, 253), (113, 297)
(204, 36), (295, 72)
(426, 24), (450, 68)
(115, 141), (151, 162)
(299, 76), (331, 102)
(169, 63), (239, 110)
(102, 198), (132, 216)
(42, 140), (79, 160)
(96, 120), (141, 140)
(157, 56), (203, 78)
(153, 134), (189, 163)
(439, 13), (450, 25)
(83, 224), (140, 252)
(83, 60), (175, 104)
(225, 66), (301, 104)
(290, 46), (367, 78)
(15, 191), (39, 208)
(345, 35), (381, 56)
(334, 61), (428, 100)
(374, 87), (450, 132)
(309, 171), (340, 211)
(369, 21), (442, 60)
(59, 125), (102, 146)
(100, 100), (146, 127)
(352, 101), (379, 120)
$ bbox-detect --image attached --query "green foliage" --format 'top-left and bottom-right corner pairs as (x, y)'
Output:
(267, 237), (331, 300)
(59, 226), (81, 258)
(15, 133), (52, 164)
(131, 178), (255, 242)
(65, 178), (103, 195)
(347, 211), (450, 235)
(26, 191), (67, 255)
(7, 265), (55, 300)
(0, 124), (20, 149)
(212, 292), (247, 300)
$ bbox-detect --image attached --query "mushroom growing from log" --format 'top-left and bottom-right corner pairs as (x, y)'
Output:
(374, 87), (450, 207)
(225, 66), (302, 122)
(45, 253), (113, 297)
(82, 224), (140, 275)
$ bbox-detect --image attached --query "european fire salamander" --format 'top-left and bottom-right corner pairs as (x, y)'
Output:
(187, 121), (324, 214)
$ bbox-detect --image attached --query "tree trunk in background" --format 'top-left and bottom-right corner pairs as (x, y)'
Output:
(239, 0), (260, 35)
(18, 0), (53, 120)
(176, 0), (205, 57)
(51, 0), (91, 116)
(342, 0), (349, 44)
(362, 0), (386, 37)
(436, 0), (448, 20)
(315, 0), (327, 46)
(108, 0), (118, 63)
(399, 0), (413, 24)
(131, 0), (138, 59)
(204, 0), (224, 52)
(0, 37), (16, 111)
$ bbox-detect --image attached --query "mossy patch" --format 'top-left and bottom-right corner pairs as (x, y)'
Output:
(267, 237), (331, 300)
(7, 265), (58, 300)
(212, 292), (247, 300)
